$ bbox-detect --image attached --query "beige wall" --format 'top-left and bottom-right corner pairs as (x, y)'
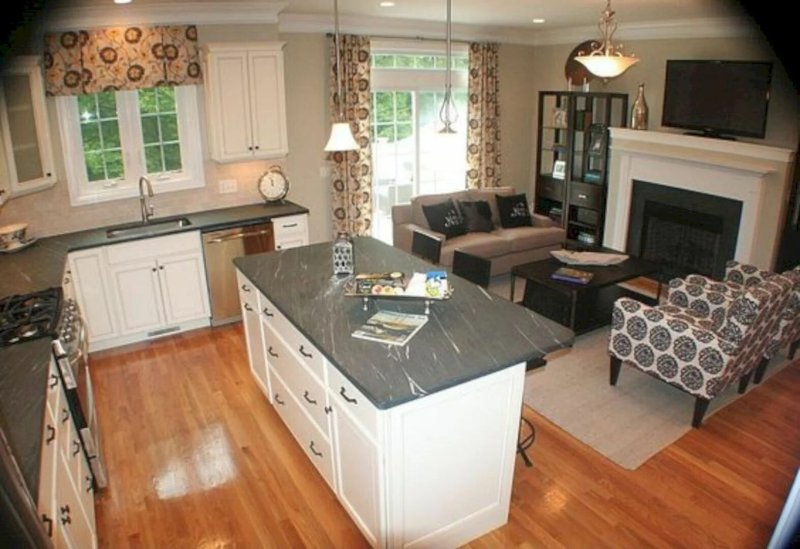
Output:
(498, 43), (537, 194)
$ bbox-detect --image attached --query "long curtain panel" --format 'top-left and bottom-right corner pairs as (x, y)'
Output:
(329, 35), (373, 237)
(466, 42), (501, 189)
(44, 25), (202, 96)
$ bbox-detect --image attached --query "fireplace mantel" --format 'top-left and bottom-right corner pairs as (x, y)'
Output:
(604, 129), (795, 269)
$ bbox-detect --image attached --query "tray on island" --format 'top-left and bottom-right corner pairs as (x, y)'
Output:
(344, 272), (453, 307)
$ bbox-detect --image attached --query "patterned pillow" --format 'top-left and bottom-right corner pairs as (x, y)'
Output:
(421, 198), (466, 238)
(496, 194), (533, 228)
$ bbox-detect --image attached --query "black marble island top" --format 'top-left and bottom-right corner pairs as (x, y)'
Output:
(235, 237), (574, 409)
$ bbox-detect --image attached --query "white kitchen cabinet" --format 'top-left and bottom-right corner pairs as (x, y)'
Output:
(0, 56), (55, 198)
(273, 214), (309, 250)
(238, 270), (269, 397)
(204, 42), (288, 162)
(68, 248), (119, 345)
(106, 232), (210, 340)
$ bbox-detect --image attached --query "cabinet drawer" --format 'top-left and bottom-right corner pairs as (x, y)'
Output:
(271, 370), (336, 491)
(537, 178), (565, 201)
(236, 270), (259, 309)
(263, 320), (329, 434)
(273, 214), (307, 235)
(327, 363), (378, 440)
(261, 295), (325, 381)
(569, 182), (602, 210)
(106, 231), (201, 264)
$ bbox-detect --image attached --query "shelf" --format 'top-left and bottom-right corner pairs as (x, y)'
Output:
(567, 219), (597, 230)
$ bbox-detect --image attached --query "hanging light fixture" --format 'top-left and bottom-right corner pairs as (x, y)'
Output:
(438, 0), (457, 134)
(325, 0), (359, 151)
(574, 0), (639, 80)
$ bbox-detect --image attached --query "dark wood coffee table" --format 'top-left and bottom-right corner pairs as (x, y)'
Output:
(511, 252), (661, 335)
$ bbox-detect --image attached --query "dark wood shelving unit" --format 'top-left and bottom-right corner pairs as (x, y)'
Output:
(534, 91), (628, 246)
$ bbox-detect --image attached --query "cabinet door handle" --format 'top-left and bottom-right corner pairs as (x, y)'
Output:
(262, 307), (274, 317)
(63, 276), (71, 285)
(72, 440), (81, 456)
(60, 505), (71, 525)
(49, 373), (59, 388)
(299, 345), (312, 359)
(45, 424), (56, 445)
(248, 146), (253, 151)
(274, 394), (285, 406)
(159, 265), (164, 270)
(61, 408), (70, 423)
(309, 441), (323, 458)
(339, 387), (357, 405)
(267, 346), (278, 358)
(324, 405), (332, 414)
(152, 267), (157, 272)
(303, 390), (317, 405)
(244, 303), (253, 312)
(41, 514), (53, 537)
(282, 223), (298, 228)
(85, 475), (93, 493)
(241, 284), (251, 292)
(254, 145), (260, 150)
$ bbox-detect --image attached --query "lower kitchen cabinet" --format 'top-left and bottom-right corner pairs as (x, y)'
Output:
(108, 259), (166, 334)
(68, 248), (119, 345)
(273, 214), (309, 250)
(238, 270), (269, 397)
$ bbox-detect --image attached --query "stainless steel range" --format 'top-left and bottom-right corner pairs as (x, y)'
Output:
(0, 287), (107, 489)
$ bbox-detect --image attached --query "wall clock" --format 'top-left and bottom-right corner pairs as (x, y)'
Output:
(258, 166), (290, 203)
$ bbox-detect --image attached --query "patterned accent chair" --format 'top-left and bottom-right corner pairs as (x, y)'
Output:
(670, 261), (800, 382)
(608, 274), (792, 427)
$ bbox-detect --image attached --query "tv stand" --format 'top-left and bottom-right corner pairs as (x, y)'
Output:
(684, 131), (736, 141)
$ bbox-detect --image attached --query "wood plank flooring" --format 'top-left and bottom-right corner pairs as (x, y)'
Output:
(90, 324), (800, 548)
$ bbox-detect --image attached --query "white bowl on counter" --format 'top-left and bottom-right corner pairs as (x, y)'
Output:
(0, 223), (29, 249)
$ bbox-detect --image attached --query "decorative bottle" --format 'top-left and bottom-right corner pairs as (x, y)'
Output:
(631, 83), (649, 130)
(332, 232), (354, 275)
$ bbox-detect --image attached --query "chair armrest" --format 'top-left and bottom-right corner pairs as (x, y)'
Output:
(666, 279), (732, 331)
(724, 260), (773, 288)
(393, 223), (445, 254)
(392, 203), (412, 225)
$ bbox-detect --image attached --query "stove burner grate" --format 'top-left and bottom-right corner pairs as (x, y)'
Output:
(0, 287), (63, 348)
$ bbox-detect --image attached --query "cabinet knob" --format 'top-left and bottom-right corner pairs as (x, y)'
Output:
(254, 145), (260, 150)
(152, 267), (157, 272)
(46, 172), (52, 177)
(159, 265), (164, 270)
(248, 146), (253, 151)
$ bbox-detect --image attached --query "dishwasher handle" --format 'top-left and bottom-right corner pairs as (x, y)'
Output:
(206, 228), (273, 244)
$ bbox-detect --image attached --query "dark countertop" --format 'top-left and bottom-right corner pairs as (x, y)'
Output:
(235, 237), (574, 410)
(0, 200), (307, 499)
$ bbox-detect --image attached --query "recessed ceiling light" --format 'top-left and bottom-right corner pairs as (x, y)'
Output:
(114, 0), (132, 4)
(532, 18), (546, 24)
(380, 1), (395, 7)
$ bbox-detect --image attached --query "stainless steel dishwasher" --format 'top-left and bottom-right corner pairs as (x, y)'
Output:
(202, 222), (274, 325)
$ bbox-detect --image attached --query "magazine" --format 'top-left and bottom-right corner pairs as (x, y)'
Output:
(551, 266), (594, 285)
(351, 310), (429, 346)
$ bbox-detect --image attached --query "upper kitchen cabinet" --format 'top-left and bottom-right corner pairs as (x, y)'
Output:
(204, 42), (288, 163)
(0, 56), (56, 198)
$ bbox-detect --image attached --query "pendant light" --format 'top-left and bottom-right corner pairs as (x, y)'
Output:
(325, 0), (359, 151)
(574, 0), (639, 80)
(438, 0), (457, 134)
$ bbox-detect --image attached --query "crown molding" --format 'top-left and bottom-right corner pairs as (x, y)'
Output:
(43, 1), (288, 31)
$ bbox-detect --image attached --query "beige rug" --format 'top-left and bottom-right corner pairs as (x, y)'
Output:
(523, 327), (795, 470)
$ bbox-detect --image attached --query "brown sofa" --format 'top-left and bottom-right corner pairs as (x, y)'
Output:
(391, 187), (566, 276)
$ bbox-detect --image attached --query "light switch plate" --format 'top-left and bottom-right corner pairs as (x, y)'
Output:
(219, 179), (237, 194)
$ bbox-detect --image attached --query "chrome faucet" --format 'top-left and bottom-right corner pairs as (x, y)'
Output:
(139, 176), (155, 224)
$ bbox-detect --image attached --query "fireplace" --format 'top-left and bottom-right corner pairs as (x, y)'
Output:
(627, 181), (742, 280)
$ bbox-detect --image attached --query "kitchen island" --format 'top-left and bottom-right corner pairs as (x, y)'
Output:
(234, 237), (573, 548)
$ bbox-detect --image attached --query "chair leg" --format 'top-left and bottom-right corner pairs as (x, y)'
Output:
(739, 370), (754, 393)
(753, 357), (770, 385)
(610, 356), (622, 386)
(692, 397), (710, 428)
(790, 338), (799, 360)
(517, 416), (535, 468)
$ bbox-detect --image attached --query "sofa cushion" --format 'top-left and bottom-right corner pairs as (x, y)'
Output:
(467, 186), (515, 227)
(411, 190), (470, 228)
(458, 200), (493, 232)
(422, 198), (467, 238)
(497, 193), (533, 228)
(440, 233), (512, 266)
(493, 226), (565, 252)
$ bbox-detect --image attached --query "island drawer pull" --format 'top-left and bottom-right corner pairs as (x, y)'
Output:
(262, 307), (274, 317)
(303, 390), (317, 405)
(309, 441), (323, 457)
(72, 440), (81, 456)
(60, 505), (71, 525)
(299, 345), (313, 359)
(45, 424), (56, 444)
(42, 514), (53, 537)
(61, 408), (70, 423)
(49, 374), (59, 388)
(267, 346), (278, 358)
(85, 475), (93, 493)
(244, 303), (253, 312)
(274, 394), (285, 406)
(241, 284), (251, 292)
(340, 387), (357, 405)
(325, 405), (332, 414)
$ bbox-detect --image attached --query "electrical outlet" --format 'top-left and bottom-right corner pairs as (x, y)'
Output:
(219, 179), (237, 194)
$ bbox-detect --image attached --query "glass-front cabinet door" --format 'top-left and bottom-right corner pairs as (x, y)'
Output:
(0, 56), (56, 199)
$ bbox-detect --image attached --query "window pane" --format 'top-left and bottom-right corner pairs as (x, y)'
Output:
(105, 150), (124, 179)
(138, 88), (157, 114)
(396, 123), (412, 141)
(373, 54), (395, 68)
(100, 120), (120, 148)
(78, 95), (96, 121)
(416, 55), (435, 69)
(160, 114), (179, 142)
(80, 123), (101, 151)
(84, 151), (105, 181)
(158, 88), (176, 112)
(434, 56), (448, 69)
(144, 145), (163, 173)
(396, 92), (412, 122)
(97, 92), (117, 119)
(141, 116), (160, 144)
(138, 88), (181, 174)
(395, 55), (414, 68)
(376, 124), (395, 141)
(78, 92), (124, 182)
(163, 143), (181, 171)
(374, 92), (394, 123)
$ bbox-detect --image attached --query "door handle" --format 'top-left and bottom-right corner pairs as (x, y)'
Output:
(207, 229), (272, 243)
(303, 390), (317, 405)
(309, 441), (323, 458)
(244, 303), (253, 312)
(274, 394), (285, 406)
(267, 346), (278, 358)
(299, 345), (312, 359)
(340, 387), (357, 405)
(262, 307), (274, 317)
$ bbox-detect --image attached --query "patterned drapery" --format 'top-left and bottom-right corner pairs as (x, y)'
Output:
(44, 25), (202, 96)
(328, 35), (372, 237)
(466, 42), (501, 189)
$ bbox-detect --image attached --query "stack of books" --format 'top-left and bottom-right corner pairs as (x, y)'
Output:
(551, 266), (594, 285)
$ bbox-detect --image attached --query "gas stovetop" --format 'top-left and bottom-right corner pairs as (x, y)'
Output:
(0, 287), (63, 347)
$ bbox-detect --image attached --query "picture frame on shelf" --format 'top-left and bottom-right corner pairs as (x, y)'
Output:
(553, 160), (566, 180)
(587, 124), (607, 153)
(552, 107), (568, 128)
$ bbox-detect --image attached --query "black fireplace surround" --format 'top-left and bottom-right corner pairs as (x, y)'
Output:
(626, 180), (742, 281)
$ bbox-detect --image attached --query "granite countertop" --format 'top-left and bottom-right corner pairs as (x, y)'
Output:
(235, 237), (574, 410)
(0, 200), (307, 498)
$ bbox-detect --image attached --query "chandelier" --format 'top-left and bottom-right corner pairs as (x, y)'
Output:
(438, 0), (457, 134)
(574, 0), (639, 80)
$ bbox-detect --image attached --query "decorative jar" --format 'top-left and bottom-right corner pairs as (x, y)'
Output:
(333, 232), (354, 275)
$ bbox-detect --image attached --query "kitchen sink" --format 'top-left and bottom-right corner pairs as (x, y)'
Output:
(105, 216), (192, 239)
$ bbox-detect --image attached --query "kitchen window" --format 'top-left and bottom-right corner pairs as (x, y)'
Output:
(370, 43), (469, 244)
(56, 86), (204, 206)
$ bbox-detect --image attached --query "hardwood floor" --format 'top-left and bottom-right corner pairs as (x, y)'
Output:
(91, 324), (800, 548)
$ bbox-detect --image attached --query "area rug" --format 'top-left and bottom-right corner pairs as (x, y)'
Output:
(522, 327), (795, 470)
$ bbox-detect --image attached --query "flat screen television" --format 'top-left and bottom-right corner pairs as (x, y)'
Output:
(661, 60), (773, 139)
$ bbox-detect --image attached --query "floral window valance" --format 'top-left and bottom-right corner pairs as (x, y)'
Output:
(44, 25), (202, 96)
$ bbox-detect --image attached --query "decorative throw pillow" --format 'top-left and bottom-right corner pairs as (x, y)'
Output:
(422, 198), (466, 238)
(496, 193), (533, 228)
(458, 200), (494, 233)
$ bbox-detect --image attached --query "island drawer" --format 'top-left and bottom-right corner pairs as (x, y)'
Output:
(261, 295), (325, 381)
(327, 363), (378, 440)
(270, 369), (335, 491)
(263, 320), (329, 434)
